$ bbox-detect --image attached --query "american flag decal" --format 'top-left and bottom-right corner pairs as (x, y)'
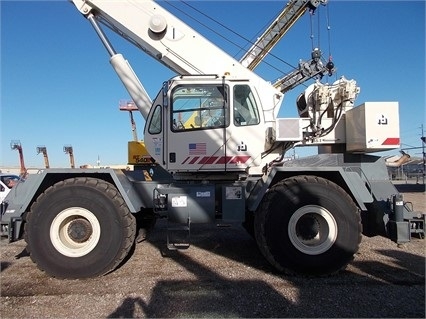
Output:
(189, 143), (206, 155)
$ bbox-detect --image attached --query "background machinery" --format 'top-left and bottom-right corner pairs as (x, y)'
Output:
(119, 100), (139, 142)
(63, 145), (75, 168)
(119, 99), (154, 165)
(1, 0), (424, 279)
(10, 140), (27, 178)
(36, 146), (50, 169)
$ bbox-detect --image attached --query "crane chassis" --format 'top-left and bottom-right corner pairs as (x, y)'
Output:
(1, 0), (425, 279)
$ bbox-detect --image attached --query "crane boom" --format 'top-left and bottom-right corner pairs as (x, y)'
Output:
(240, 0), (327, 70)
(273, 48), (333, 93)
(71, 0), (283, 122)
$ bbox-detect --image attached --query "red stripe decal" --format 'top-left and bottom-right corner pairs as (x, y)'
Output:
(189, 157), (199, 164)
(217, 156), (233, 164)
(198, 156), (219, 164)
(382, 138), (400, 145)
(181, 156), (252, 165)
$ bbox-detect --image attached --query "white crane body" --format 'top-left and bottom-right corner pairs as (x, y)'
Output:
(1, 0), (424, 280)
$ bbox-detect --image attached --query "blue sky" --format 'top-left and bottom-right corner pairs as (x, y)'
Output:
(1, 0), (425, 168)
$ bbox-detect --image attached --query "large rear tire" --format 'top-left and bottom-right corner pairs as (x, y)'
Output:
(25, 177), (136, 279)
(254, 175), (361, 275)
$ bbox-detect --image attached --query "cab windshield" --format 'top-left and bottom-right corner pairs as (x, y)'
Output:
(171, 84), (229, 131)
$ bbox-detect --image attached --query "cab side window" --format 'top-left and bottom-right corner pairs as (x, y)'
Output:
(148, 104), (162, 134)
(233, 85), (260, 126)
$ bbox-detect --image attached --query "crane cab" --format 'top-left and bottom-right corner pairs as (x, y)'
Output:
(144, 75), (269, 176)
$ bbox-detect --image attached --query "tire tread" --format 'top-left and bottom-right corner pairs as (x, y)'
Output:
(24, 177), (136, 279)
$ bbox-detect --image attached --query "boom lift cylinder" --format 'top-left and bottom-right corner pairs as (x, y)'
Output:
(110, 54), (152, 120)
(87, 14), (152, 119)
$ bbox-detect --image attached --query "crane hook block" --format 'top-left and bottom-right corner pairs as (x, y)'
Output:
(149, 14), (167, 34)
(326, 61), (334, 76)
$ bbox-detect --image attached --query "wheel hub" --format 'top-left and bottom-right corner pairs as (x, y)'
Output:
(67, 218), (93, 243)
(288, 205), (338, 255)
(50, 207), (101, 258)
(296, 214), (320, 240)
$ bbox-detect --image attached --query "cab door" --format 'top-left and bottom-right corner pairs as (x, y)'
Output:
(166, 82), (265, 173)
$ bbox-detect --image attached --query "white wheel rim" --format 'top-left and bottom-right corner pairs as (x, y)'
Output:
(50, 207), (101, 257)
(288, 205), (337, 255)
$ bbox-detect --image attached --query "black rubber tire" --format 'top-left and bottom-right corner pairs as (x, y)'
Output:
(24, 177), (136, 279)
(254, 175), (362, 276)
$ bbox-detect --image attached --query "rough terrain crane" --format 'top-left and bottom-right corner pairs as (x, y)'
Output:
(1, 0), (424, 280)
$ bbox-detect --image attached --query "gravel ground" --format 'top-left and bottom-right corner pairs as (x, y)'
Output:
(1, 187), (425, 318)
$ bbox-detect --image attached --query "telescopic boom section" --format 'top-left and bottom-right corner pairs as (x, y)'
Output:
(70, 0), (283, 122)
(240, 0), (328, 70)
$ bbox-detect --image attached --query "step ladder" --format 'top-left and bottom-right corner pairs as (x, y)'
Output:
(153, 187), (192, 250)
(167, 217), (191, 250)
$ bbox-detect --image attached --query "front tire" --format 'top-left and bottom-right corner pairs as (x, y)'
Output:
(254, 175), (361, 275)
(25, 177), (136, 279)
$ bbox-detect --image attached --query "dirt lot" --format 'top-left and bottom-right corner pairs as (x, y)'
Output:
(1, 186), (425, 318)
